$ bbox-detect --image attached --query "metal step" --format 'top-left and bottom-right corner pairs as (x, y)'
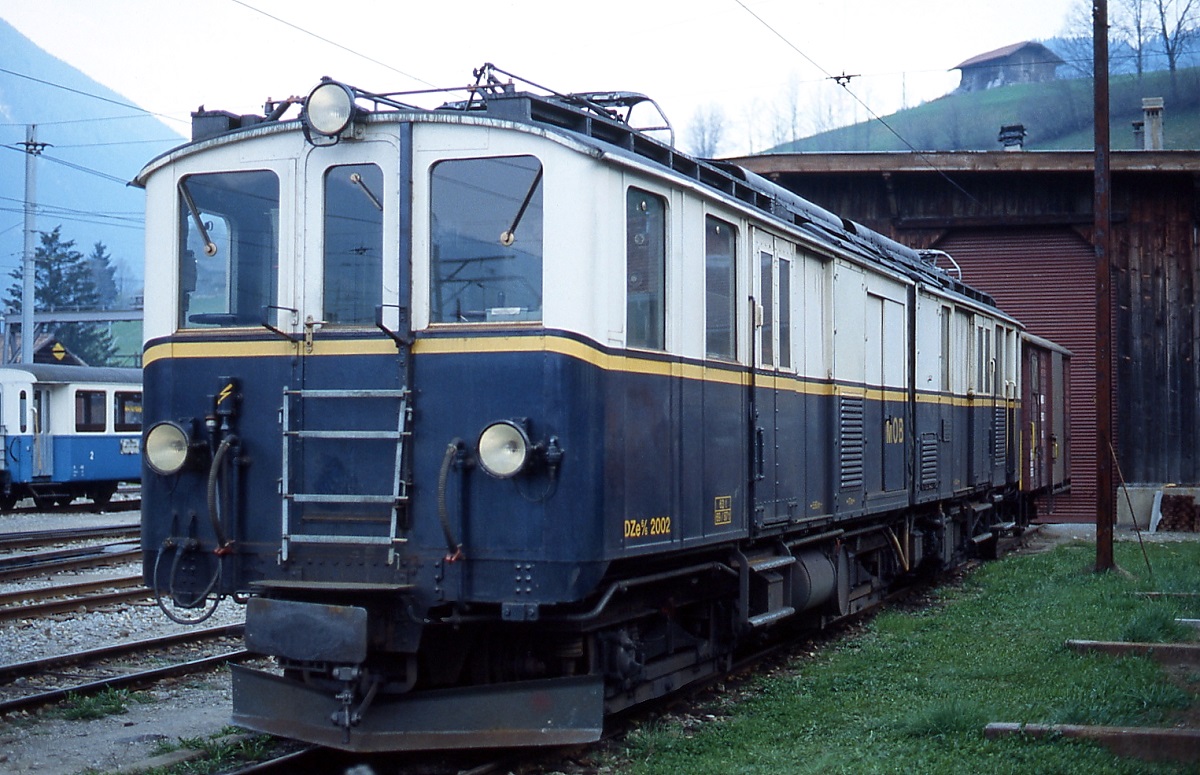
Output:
(748, 606), (796, 629)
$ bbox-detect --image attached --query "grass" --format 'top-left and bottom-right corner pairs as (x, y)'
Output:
(609, 540), (1200, 775)
(142, 726), (277, 775)
(51, 687), (154, 720)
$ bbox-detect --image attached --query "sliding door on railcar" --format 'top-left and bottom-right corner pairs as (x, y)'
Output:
(831, 262), (911, 515)
(751, 230), (802, 530)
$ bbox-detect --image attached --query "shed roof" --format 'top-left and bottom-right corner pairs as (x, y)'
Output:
(953, 41), (1064, 70)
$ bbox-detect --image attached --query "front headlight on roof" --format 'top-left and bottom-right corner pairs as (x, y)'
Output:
(304, 81), (356, 137)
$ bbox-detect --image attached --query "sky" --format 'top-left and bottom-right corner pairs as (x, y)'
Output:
(0, 0), (1080, 156)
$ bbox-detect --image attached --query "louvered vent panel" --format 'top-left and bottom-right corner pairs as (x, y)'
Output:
(919, 433), (939, 490)
(993, 406), (1008, 458)
(839, 394), (865, 490)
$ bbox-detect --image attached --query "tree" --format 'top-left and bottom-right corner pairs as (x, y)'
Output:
(1153, 0), (1200, 72)
(5, 226), (118, 365)
(687, 103), (728, 158)
(1116, 0), (1151, 75)
(87, 241), (121, 309)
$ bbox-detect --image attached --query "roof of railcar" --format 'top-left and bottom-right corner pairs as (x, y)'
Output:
(0, 364), (141, 385)
(135, 72), (1004, 312)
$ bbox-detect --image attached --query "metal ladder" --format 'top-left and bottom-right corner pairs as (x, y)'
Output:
(278, 387), (411, 564)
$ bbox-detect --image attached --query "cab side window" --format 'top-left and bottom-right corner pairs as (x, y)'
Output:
(705, 216), (736, 360)
(626, 189), (667, 350)
(430, 156), (544, 323)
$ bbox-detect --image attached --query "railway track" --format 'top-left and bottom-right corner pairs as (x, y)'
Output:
(0, 574), (147, 621)
(0, 541), (141, 582)
(0, 623), (249, 716)
(0, 524), (140, 552)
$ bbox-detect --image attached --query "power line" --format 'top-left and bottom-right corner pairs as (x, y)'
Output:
(0, 194), (141, 219)
(0, 113), (176, 128)
(229, 0), (436, 88)
(731, 0), (981, 204)
(0, 66), (188, 126)
(0, 144), (131, 186)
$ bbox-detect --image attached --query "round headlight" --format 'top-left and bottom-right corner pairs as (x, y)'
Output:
(477, 421), (532, 479)
(305, 81), (356, 136)
(145, 421), (191, 476)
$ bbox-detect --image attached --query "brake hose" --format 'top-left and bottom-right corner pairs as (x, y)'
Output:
(152, 541), (222, 625)
(207, 435), (237, 549)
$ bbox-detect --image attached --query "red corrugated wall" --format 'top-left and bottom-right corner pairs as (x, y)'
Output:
(935, 228), (1098, 523)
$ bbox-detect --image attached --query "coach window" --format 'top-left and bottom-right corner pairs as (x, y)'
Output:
(324, 164), (383, 325)
(705, 216), (736, 359)
(177, 170), (279, 329)
(19, 390), (27, 433)
(627, 189), (667, 350)
(114, 392), (143, 432)
(75, 390), (106, 433)
(430, 156), (543, 324)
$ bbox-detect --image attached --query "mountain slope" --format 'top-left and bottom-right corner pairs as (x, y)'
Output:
(0, 18), (185, 295)
(772, 66), (1200, 153)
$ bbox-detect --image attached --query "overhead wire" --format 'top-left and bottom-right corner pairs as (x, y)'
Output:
(0, 144), (132, 187)
(731, 0), (981, 204)
(229, 0), (437, 88)
(0, 66), (188, 126)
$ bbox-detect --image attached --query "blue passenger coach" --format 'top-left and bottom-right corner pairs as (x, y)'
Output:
(0, 364), (141, 509)
(136, 66), (1069, 752)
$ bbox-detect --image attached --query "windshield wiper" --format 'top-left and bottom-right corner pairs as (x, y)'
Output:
(350, 172), (382, 211)
(178, 180), (218, 257)
(499, 167), (543, 247)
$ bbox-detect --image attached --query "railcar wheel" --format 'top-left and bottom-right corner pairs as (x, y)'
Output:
(0, 495), (15, 511)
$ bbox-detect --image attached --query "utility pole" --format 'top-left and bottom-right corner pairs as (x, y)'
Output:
(1093, 0), (1116, 572)
(20, 125), (47, 365)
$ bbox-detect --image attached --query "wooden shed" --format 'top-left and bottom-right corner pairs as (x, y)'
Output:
(731, 150), (1200, 523)
(953, 41), (1065, 92)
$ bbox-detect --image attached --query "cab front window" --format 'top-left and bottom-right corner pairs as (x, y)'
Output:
(177, 170), (279, 329)
(324, 164), (383, 325)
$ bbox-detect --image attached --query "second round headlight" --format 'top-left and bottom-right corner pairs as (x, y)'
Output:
(477, 421), (532, 479)
(145, 421), (191, 476)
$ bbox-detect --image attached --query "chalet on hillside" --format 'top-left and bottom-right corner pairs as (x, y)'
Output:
(954, 41), (1064, 92)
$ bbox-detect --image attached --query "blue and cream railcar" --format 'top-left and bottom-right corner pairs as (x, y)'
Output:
(0, 364), (141, 509)
(137, 67), (1063, 751)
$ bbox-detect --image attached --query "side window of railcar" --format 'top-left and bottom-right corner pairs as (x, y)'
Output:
(626, 189), (667, 350)
(705, 216), (736, 359)
(324, 164), (383, 325)
(430, 156), (543, 324)
(75, 390), (106, 433)
(19, 390), (27, 433)
(759, 250), (774, 365)
(114, 392), (143, 432)
(778, 257), (792, 370)
(177, 170), (280, 329)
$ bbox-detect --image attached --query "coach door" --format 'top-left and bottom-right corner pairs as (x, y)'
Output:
(751, 231), (798, 530)
(278, 141), (412, 564)
(32, 388), (52, 478)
